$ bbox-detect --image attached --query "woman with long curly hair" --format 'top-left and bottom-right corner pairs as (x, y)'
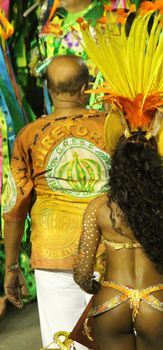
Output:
(73, 127), (163, 350)
(72, 4), (163, 349)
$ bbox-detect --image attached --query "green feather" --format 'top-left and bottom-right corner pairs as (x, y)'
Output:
(131, 0), (142, 9)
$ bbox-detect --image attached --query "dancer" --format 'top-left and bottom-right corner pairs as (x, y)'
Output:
(72, 3), (163, 350)
(74, 116), (163, 350)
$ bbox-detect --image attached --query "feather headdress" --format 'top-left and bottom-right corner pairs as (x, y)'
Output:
(78, 1), (163, 154)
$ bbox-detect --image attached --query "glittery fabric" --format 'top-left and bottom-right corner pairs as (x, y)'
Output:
(89, 281), (163, 321)
(74, 195), (142, 293)
(82, 281), (163, 341)
(102, 239), (142, 249)
(74, 197), (105, 294)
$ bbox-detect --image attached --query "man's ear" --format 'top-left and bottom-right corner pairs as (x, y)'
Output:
(80, 83), (89, 100)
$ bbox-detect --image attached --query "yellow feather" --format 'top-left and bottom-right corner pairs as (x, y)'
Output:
(143, 13), (162, 95)
(80, 9), (163, 107)
(135, 14), (150, 93)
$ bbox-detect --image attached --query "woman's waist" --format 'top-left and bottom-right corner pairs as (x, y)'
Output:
(104, 255), (163, 287)
(104, 270), (163, 289)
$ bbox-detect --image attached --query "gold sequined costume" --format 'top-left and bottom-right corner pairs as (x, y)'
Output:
(83, 281), (163, 341)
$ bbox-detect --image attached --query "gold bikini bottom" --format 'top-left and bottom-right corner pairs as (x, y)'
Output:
(50, 281), (163, 349)
(84, 281), (163, 341)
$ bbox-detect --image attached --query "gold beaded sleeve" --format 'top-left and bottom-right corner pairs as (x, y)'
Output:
(73, 197), (102, 294)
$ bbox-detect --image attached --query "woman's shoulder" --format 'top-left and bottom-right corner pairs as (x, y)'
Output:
(87, 194), (108, 215)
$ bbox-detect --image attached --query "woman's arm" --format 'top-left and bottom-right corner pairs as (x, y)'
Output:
(73, 198), (101, 294)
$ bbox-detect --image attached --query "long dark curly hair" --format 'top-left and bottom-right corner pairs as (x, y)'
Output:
(109, 133), (163, 273)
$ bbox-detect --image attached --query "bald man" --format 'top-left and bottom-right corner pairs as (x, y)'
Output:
(33, 0), (105, 99)
(3, 55), (111, 349)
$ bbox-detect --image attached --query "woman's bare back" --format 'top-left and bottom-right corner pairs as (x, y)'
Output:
(74, 194), (163, 350)
(92, 195), (163, 350)
(97, 195), (163, 287)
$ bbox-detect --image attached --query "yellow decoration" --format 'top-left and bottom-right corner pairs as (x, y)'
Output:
(157, 118), (163, 156)
(40, 331), (72, 350)
(0, 8), (14, 39)
(77, 3), (163, 153)
(79, 5), (163, 129)
(104, 108), (124, 155)
(81, 9), (163, 98)
(48, 0), (59, 22)
(41, 16), (63, 36)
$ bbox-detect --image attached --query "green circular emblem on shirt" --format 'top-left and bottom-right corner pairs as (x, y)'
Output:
(3, 170), (17, 213)
(46, 137), (111, 198)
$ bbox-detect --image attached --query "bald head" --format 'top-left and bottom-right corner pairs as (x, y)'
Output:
(46, 55), (89, 96)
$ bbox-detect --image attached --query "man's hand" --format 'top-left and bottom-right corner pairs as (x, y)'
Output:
(4, 268), (28, 309)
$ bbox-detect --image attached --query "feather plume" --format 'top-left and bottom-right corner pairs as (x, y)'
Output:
(79, 4), (163, 128)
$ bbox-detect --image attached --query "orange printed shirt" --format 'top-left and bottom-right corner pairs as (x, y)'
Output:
(3, 110), (111, 269)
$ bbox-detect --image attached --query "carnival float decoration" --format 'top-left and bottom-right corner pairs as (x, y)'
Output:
(28, 0), (142, 112)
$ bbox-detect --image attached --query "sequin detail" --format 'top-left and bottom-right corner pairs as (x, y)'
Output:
(83, 281), (163, 341)
(102, 239), (142, 249)
(90, 281), (163, 321)
(74, 200), (102, 294)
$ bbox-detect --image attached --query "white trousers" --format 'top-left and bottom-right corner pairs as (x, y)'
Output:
(35, 270), (91, 349)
